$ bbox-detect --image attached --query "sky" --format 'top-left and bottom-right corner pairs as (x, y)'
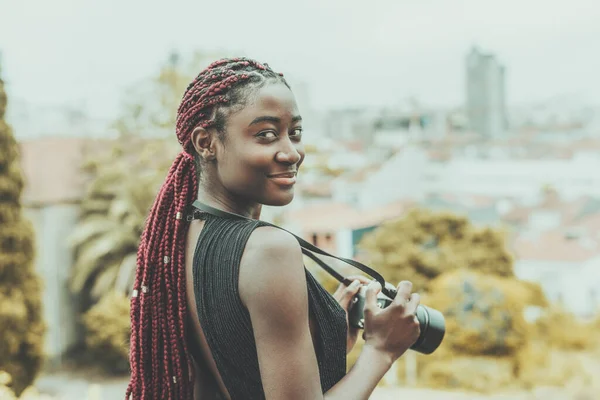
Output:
(1, 0), (599, 123)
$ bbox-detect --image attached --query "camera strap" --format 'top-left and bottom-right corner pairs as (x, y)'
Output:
(188, 200), (397, 300)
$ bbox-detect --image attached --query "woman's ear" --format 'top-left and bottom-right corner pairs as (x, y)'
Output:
(191, 127), (217, 161)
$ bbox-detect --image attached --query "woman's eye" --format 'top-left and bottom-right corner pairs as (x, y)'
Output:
(291, 128), (303, 137)
(257, 131), (277, 139)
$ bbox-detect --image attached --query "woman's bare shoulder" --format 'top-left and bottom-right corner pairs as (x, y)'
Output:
(238, 225), (305, 310)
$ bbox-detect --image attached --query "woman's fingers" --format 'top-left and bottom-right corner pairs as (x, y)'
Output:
(394, 280), (413, 306)
(405, 292), (420, 315)
(335, 279), (361, 309)
(363, 280), (382, 319)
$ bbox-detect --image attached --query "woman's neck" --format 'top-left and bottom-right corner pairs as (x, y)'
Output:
(196, 187), (262, 220)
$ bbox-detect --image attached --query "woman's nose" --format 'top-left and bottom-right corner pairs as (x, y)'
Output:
(275, 140), (302, 164)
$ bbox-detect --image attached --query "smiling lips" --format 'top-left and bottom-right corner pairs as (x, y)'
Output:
(268, 171), (297, 186)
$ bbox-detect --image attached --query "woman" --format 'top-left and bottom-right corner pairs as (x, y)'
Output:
(126, 57), (421, 400)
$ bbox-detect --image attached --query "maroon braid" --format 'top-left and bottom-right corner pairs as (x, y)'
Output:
(126, 57), (288, 399)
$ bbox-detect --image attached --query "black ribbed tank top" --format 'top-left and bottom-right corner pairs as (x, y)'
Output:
(191, 214), (348, 399)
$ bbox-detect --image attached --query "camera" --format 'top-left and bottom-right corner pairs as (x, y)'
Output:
(348, 285), (446, 355)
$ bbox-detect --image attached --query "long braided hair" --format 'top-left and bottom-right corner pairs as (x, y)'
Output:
(126, 57), (289, 400)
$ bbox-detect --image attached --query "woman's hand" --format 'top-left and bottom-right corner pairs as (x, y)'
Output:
(362, 280), (421, 362)
(332, 275), (371, 354)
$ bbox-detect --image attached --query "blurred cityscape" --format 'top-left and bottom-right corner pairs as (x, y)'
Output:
(14, 45), (600, 318)
(2, 11), (600, 396)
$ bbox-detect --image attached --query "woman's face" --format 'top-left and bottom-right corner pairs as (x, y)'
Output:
(210, 82), (305, 208)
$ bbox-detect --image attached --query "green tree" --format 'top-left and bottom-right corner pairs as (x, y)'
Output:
(356, 208), (556, 391)
(81, 291), (132, 374)
(69, 51), (224, 371)
(426, 269), (530, 356)
(69, 137), (175, 305)
(357, 208), (514, 292)
(69, 50), (217, 305)
(0, 62), (45, 396)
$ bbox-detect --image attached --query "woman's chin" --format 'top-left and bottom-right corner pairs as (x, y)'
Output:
(262, 191), (295, 207)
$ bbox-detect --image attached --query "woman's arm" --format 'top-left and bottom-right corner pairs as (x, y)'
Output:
(239, 226), (394, 400)
(324, 343), (393, 400)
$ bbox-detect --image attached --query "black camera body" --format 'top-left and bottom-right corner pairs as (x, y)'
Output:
(348, 286), (445, 355)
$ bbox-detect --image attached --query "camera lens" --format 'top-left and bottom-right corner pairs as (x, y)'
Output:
(410, 305), (446, 354)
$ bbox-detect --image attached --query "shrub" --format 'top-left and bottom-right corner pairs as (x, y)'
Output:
(82, 291), (131, 374)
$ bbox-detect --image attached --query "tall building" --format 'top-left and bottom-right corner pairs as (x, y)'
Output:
(465, 46), (508, 137)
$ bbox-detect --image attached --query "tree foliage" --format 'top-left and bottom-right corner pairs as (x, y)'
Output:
(533, 306), (600, 350)
(357, 209), (515, 292)
(70, 51), (213, 305)
(353, 208), (592, 391)
(70, 51), (220, 371)
(0, 371), (53, 400)
(0, 64), (45, 396)
(82, 291), (131, 374)
(71, 133), (177, 376)
(425, 269), (529, 356)
(69, 136), (177, 306)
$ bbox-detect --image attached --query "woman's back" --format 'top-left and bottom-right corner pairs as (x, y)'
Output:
(185, 213), (348, 399)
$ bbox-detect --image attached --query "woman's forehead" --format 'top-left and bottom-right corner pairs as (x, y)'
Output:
(237, 83), (300, 120)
